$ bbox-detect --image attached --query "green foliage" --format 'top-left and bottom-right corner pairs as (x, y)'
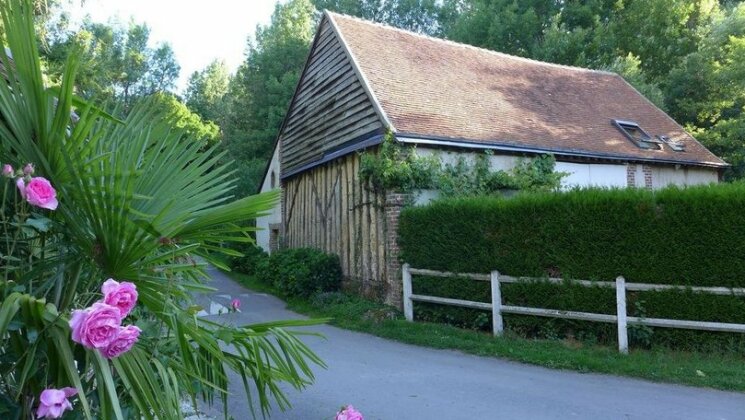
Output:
(147, 92), (221, 147)
(0, 1), (323, 418)
(664, 3), (745, 180)
(221, 0), (316, 195)
(312, 0), (444, 35)
(602, 53), (667, 110)
(228, 243), (269, 275)
(358, 135), (440, 193)
(44, 18), (180, 108)
(185, 59), (230, 124)
(399, 183), (745, 351)
(359, 136), (565, 196)
(258, 248), (342, 298)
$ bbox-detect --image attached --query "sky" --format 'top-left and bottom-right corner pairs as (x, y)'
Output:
(66, 0), (279, 93)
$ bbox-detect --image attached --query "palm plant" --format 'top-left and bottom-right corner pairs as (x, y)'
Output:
(0, 1), (323, 418)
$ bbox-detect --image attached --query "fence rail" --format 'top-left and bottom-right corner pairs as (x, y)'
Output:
(402, 264), (745, 353)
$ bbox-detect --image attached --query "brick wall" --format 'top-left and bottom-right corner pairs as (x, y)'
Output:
(268, 223), (281, 253)
(626, 164), (637, 187)
(642, 164), (653, 189)
(384, 193), (408, 309)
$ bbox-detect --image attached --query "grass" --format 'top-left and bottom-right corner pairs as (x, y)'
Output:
(228, 271), (745, 392)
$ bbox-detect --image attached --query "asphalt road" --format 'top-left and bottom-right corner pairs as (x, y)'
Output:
(197, 267), (745, 420)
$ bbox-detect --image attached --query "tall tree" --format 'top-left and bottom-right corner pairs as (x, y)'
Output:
(313, 0), (443, 35)
(185, 59), (230, 124)
(44, 19), (180, 109)
(665, 3), (745, 179)
(223, 0), (316, 195)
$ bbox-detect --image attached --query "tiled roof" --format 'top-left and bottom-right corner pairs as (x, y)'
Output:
(328, 12), (726, 168)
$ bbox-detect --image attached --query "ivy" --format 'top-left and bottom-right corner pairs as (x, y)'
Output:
(359, 134), (440, 193)
(359, 135), (566, 196)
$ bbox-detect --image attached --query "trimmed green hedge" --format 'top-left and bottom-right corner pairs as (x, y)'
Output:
(399, 183), (745, 352)
(229, 245), (342, 298)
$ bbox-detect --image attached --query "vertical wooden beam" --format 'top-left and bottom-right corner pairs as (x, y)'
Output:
(402, 263), (413, 321)
(491, 270), (504, 336)
(616, 276), (629, 354)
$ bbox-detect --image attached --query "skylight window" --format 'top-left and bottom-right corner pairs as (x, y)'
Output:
(612, 120), (661, 150)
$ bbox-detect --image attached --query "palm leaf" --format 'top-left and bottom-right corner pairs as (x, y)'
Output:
(0, 0), (325, 418)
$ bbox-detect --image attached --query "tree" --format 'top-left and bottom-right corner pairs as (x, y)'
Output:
(44, 19), (180, 109)
(185, 59), (230, 124)
(148, 92), (221, 147)
(603, 53), (667, 110)
(605, 0), (720, 78)
(313, 0), (443, 35)
(222, 0), (316, 195)
(443, 0), (562, 57)
(665, 3), (745, 179)
(140, 43), (180, 96)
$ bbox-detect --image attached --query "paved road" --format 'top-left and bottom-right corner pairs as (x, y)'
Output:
(196, 267), (745, 420)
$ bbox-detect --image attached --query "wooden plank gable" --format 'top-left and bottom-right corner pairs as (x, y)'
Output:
(278, 14), (385, 178)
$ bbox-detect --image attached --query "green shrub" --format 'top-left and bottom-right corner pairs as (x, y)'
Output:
(400, 183), (745, 351)
(261, 248), (342, 298)
(229, 243), (268, 274)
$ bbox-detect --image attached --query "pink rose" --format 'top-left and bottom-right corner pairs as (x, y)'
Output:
(17, 177), (58, 210)
(36, 387), (76, 419)
(68, 302), (121, 349)
(102, 325), (141, 359)
(335, 405), (364, 420)
(23, 163), (34, 175)
(231, 298), (241, 312)
(69, 309), (88, 345)
(2, 164), (12, 177)
(101, 279), (138, 317)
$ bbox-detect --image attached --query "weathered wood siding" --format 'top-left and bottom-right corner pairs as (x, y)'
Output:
(283, 153), (386, 295)
(279, 15), (384, 176)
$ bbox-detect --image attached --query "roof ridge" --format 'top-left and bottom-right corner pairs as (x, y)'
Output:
(325, 11), (618, 77)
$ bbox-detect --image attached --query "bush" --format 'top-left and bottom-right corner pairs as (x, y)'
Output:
(400, 183), (745, 351)
(229, 243), (268, 274)
(261, 248), (342, 298)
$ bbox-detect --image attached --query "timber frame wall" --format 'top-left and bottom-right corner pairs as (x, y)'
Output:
(276, 12), (400, 302)
(282, 153), (389, 299)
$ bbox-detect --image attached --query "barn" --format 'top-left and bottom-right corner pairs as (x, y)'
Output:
(255, 11), (727, 306)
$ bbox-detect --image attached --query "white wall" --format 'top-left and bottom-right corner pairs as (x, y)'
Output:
(555, 162), (628, 190)
(650, 165), (718, 189)
(256, 144), (282, 253)
(412, 146), (720, 198)
(414, 147), (519, 171)
(414, 147), (629, 192)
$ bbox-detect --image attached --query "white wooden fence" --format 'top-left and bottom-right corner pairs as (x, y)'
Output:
(402, 264), (745, 353)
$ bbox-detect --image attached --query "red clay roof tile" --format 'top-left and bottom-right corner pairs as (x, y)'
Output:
(329, 12), (726, 167)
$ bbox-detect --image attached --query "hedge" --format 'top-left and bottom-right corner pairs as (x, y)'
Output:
(230, 246), (342, 298)
(399, 183), (745, 352)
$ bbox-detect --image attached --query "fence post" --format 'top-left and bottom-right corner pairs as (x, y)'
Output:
(616, 276), (628, 354)
(491, 271), (504, 336)
(402, 264), (413, 322)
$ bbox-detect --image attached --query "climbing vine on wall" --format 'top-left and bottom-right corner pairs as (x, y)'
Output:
(359, 135), (566, 196)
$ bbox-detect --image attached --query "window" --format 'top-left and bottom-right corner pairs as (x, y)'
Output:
(612, 120), (662, 150)
(270, 171), (276, 188)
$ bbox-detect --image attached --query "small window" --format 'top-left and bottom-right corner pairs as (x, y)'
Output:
(270, 171), (276, 188)
(612, 120), (661, 150)
(657, 135), (686, 152)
